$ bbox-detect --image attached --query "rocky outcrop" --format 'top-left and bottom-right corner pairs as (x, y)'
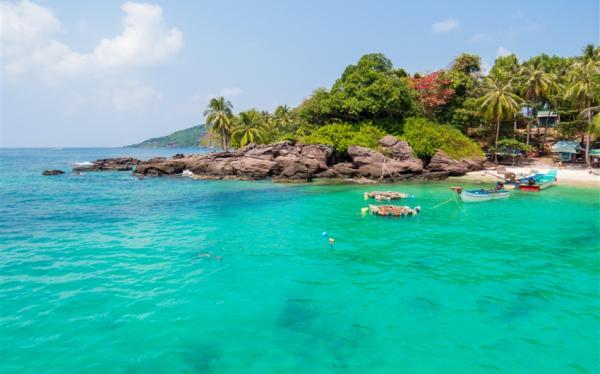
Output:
(73, 157), (140, 172)
(425, 150), (484, 175)
(42, 169), (65, 176)
(76, 135), (475, 182)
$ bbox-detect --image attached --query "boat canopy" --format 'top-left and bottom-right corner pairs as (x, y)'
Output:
(590, 149), (600, 157)
(551, 141), (582, 154)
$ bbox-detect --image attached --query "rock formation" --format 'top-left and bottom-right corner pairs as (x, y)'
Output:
(71, 136), (481, 182)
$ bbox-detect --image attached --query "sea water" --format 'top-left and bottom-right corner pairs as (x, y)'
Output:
(1, 148), (599, 373)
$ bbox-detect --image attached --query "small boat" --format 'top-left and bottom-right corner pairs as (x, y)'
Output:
(454, 187), (510, 202)
(517, 169), (557, 192)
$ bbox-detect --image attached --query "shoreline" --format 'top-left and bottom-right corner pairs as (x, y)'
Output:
(450, 166), (600, 188)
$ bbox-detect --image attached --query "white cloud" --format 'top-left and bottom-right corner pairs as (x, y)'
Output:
(432, 19), (459, 33)
(0, 0), (182, 80)
(470, 32), (490, 43)
(496, 46), (512, 57)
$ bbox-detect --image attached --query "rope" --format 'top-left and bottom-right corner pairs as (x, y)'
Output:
(431, 197), (456, 209)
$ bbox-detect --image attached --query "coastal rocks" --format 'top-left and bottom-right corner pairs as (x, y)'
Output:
(426, 151), (469, 176)
(73, 157), (140, 172)
(347, 145), (423, 179)
(78, 135), (475, 183)
(425, 150), (485, 175)
(42, 169), (65, 176)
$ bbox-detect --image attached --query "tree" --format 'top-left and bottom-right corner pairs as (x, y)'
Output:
(476, 77), (523, 162)
(273, 105), (293, 133)
(564, 56), (600, 165)
(298, 54), (418, 127)
(232, 109), (266, 147)
(204, 97), (234, 150)
(410, 71), (455, 119)
(519, 59), (556, 146)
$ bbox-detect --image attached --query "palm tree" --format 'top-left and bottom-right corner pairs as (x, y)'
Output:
(273, 105), (293, 132)
(232, 109), (266, 147)
(204, 97), (233, 151)
(476, 77), (523, 163)
(519, 60), (556, 146)
(564, 58), (600, 166)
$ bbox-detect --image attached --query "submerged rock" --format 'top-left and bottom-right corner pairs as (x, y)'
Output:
(42, 169), (65, 176)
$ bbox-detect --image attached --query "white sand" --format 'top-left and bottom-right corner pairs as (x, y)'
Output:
(451, 165), (600, 188)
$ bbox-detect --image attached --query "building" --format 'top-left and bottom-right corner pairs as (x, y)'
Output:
(551, 141), (583, 163)
(536, 110), (557, 128)
(590, 149), (600, 168)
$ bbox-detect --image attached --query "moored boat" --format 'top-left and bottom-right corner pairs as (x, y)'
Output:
(517, 169), (557, 192)
(455, 187), (510, 202)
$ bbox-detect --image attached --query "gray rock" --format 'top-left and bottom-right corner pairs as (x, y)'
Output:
(42, 169), (65, 176)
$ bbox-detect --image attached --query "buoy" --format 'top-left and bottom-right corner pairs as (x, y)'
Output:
(414, 206), (421, 213)
(328, 238), (335, 245)
(360, 207), (368, 216)
(322, 231), (328, 237)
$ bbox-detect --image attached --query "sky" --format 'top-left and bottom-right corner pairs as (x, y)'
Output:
(1, 0), (598, 147)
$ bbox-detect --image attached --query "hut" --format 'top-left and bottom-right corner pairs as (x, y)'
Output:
(590, 149), (600, 168)
(551, 141), (583, 163)
(536, 110), (557, 128)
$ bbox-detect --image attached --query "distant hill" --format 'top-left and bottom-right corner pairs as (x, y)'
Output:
(126, 125), (205, 148)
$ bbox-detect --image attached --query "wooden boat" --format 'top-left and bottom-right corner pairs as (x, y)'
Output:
(517, 169), (557, 192)
(454, 187), (509, 202)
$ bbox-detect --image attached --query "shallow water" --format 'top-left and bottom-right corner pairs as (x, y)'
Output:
(1, 148), (599, 373)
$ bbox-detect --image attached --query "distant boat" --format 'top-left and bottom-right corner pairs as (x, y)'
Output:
(455, 187), (510, 202)
(517, 169), (557, 192)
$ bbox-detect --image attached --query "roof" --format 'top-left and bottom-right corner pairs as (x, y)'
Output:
(551, 141), (582, 154)
(537, 110), (557, 118)
(590, 149), (600, 157)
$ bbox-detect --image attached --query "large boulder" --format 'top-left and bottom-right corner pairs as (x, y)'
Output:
(230, 157), (277, 179)
(426, 151), (469, 175)
(134, 160), (186, 176)
(378, 135), (416, 161)
(348, 146), (423, 179)
(73, 157), (140, 172)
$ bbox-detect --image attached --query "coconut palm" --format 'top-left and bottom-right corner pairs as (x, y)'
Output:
(476, 76), (523, 163)
(204, 97), (234, 151)
(232, 109), (266, 147)
(519, 60), (556, 145)
(564, 58), (600, 165)
(273, 105), (293, 132)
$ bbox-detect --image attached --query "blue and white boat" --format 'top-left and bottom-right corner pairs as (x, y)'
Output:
(456, 187), (510, 202)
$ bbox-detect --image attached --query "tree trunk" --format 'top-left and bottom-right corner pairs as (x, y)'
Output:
(586, 99), (591, 166)
(526, 120), (531, 146)
(494, 116), (501, 163)
(513, 114), (517, 137)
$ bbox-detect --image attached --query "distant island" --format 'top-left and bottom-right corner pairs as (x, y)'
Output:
(126, 125), (205, 148)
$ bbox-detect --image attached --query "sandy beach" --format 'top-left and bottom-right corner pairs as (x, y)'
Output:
(451, 164), (600, 188)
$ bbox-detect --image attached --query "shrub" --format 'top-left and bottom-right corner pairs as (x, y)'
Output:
(301, 123), (385, 152)
(402, 117), (484, 159)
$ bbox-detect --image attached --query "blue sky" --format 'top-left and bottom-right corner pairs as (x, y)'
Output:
(1, 0), (598, 147)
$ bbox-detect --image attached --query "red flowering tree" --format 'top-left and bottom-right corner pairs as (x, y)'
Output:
(410, 71), (455, 119)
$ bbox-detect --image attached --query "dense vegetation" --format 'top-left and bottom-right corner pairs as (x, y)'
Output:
(128, 125), (205, 148)
(204, 45), (600, 165)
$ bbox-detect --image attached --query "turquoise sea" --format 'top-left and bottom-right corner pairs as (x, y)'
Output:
(1, 148), (599, 373)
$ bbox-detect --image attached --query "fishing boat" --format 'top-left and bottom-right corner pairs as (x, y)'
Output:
(453, 187), (510, 202)
(517, 169), (557, 192)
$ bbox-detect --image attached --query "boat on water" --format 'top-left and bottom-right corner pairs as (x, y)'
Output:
(453, 187), (510, 202)
(517, 169), (557, 192)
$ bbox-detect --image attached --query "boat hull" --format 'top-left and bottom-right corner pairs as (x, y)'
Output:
(460, 190), (510, 202)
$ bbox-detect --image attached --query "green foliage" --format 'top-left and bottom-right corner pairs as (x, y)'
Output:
(204, 97), (234, 150)
(451, 53), (481, 74)
(401, 117), (484, 159)
(556, 120), (588, 138)
(496, 138), (532, 151)
(298, 54), (418, 126)
(301, 123), (385, 152)
(232, 109), (266, 147)
(128, 125), (205, 148)
(451, 97), (483, 132)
